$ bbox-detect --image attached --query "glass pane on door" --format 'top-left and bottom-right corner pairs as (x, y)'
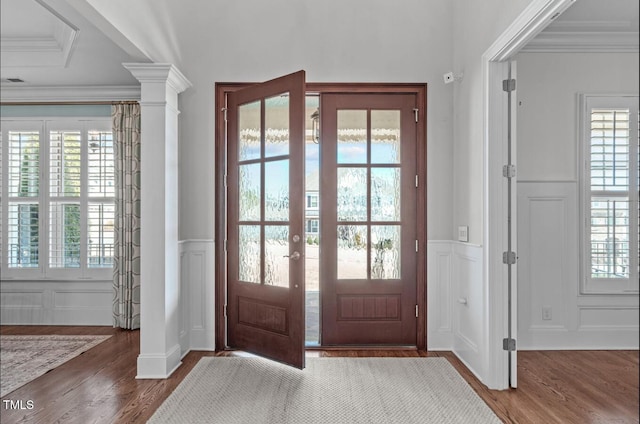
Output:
(264, 160), (289, 221)
(265, 225), (289, 287)
(371, 110), (401, 164)
(265, 94), (290, 158)
(337, 168), (367, 221)
(337, 110), (367, 164)
(239, 163), (261, 221)
(371, 168), (401, 221)
(238, 225), (260, 284)
(239, 101), (261, 161)
(371, 225), (401, 279)
(337, 225), (368, 279)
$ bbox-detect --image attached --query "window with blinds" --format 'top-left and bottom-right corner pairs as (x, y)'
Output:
(87, 130), (115, 268)
(583, 96), (639, 293)
(1, 119), (114, 279)
(49, 130), (81, 268)
(7, 129), (40, 268)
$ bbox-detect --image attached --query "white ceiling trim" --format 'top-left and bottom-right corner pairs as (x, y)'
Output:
(548, 20), (637, 32)
(0, 0), (79, 68)
(522, 31), (639, 52)
(0, 85), (141, 103)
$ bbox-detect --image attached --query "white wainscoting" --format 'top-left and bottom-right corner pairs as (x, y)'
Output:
(517, 181), (639, 349)
(179, 240), (215, 356)
(451, 242), (485, 379)
(0, 280), (112, 325)
(427, 241), (485, 380)
(427, 241), (453, 350)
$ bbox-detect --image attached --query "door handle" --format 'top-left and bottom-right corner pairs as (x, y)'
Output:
(284, 251), (301, 261)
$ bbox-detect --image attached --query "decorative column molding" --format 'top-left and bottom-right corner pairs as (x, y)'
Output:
(123, 63), (192, 379)
(123, 63), (191, 111)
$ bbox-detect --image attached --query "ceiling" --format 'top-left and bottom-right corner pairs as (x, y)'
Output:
(524, 0), (640, 52)
(0, 0), (142, 88)
(0, 0), (638, 90)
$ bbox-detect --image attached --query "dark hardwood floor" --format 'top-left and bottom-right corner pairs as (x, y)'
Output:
(1, 326), (638, 423)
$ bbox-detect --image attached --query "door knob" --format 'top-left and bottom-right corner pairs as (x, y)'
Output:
(284, 251), (301, 261)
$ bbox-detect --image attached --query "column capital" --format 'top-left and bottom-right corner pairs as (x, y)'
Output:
(123, 62), (192, 94)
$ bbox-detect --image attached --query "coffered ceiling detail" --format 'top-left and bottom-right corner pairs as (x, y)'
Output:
(1, 0), (78, 71)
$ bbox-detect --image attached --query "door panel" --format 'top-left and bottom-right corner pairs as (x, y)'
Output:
(321, 93), (417, 346)
(227, 71), (305, 368)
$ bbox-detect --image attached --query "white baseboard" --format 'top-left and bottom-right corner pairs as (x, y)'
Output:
(136, 343), (182, 379)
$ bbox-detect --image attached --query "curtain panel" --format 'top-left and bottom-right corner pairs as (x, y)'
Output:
(112, 103), (141, 329)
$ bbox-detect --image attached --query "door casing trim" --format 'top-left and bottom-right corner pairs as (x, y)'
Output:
(214, 82), (427, 351)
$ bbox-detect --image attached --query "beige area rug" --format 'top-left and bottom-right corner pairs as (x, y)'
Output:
(148, 357), (501, 424)
(0, 335), (112, 397)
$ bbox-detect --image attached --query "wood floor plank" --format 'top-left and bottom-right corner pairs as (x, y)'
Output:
(1, 326), (638, 423)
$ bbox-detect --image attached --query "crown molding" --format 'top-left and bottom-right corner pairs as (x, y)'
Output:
(522, 31), (639, 53)
(0, 85), (141, 103)
(0, 0), (78, 68)
(548, 20), (636, 31)
(484, 0), (577, 62)
(123, 63), (192, 94)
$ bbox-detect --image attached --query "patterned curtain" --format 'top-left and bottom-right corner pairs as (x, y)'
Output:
(112, 103), (141, 329)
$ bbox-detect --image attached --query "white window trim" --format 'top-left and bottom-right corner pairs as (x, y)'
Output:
(1, 117), (113, 281)
(579, 94), (639, 294)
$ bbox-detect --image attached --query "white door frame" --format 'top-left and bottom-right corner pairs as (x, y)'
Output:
(482, 0), (576, 390)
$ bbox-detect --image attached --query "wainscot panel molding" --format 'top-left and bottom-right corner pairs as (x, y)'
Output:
(451, 242), (484, 380)
(0, 281), (112, 325)
(427, 241), (486, 381)
(427, 241), (454, 350)
(517, 181), (639, 350)
(179, 240), (215, 355)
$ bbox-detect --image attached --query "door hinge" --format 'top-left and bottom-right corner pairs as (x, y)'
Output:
(224, 239), (228, 252)
(223, 174), (228, 187)
(413, 108), (419, 123)
(224, 304), (228, 317)
(502, 164), (516, 179)
(503, 338), (516, 351)
(222, 107), (228, 122)
(415, 175), (419, 188)
(502, 251), (517, 265)
(415, 240), (419, 253)
(415, 305), (419, 318)
(502, 79), (516, 92)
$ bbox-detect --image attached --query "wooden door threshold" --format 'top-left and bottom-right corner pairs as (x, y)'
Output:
(305, 345), (417, 351)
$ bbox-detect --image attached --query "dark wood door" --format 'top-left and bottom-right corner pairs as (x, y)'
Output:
(227, 71), (306, 368)
(320, 93), (417, 345)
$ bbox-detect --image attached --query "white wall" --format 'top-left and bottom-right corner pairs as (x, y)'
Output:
(452, 0), (533, 244)
(450, 0), (537, 388)
(516, 52), (640, 349)
(87, 0), (456, 242)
